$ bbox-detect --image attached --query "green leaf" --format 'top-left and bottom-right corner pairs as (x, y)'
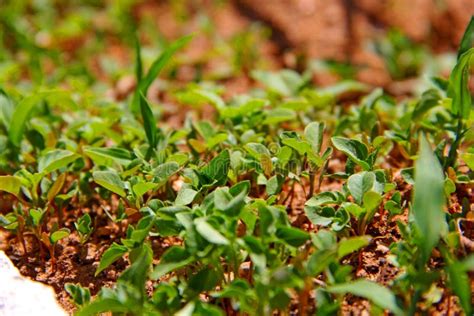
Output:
(187, 268), (219, 293)
(447, 262), (472, 315)
(457, 16), (474, 59)
(8, 94), (42, 146)
(337, 236), (371, 259)
(131, 34), (193, 114)
(304, 122), (324, 153)
(331, 137), (370, 170)
(448, 48), (473, 119)
(38, 149), (80, 173)
(154, 162), (180, 181)
(244, 143), (271, 159)
(462, 152), (474, 170)
(201, 150), (230, 186)
(47, 173), (66, 203)
(139, 93), (157, 149)
(83, 147), (133, 166)
(362, 190), (382, 213)
(214, 187), (246, 216)
(327, 280), (402, 315)
(0, 175), (21, 196)
(132, 182), (158, 199)
(413, 135), (446, 264)
(175, 188), (198, 206)
(30, 209), (46, 226)
(95, 243), (128, 276)
(347, 172), (375, 204)
(275, 226), (310, 247)
(93, 170), (126, 197)
(50, 228), (70, 244)
(152, 257), (194, 280)
(266, 175), (282, 195)
(195, 218), (229, 245)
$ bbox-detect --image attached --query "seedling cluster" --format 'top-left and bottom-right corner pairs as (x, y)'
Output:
(0, 3), (473, 315)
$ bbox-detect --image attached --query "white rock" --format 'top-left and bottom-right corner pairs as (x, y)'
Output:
(0, 251), (67, 316)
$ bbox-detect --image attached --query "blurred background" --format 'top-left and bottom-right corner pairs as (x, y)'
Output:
(0, 0), (473, 97)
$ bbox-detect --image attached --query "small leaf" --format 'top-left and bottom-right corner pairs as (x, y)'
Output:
(195, 218), (229, 245)
(201, 150), (230, 186)
(132, 182), (158, 199)
(304, 122), (324, 153)
(332, 137), (370, 170)
(337, 236), (371, 259)
(214, 187), (246, 216)
(50, 228), (70, 244)
(413, 135), (446, 264)
(0, 175), (21, 196)
(327, 280), (402, 315)
(275, 226), (310, 247)
(93, 170), (126, 197)
(175, 188), (198, 206)
(95, 243), (128, 276)
(83, 147), (133, 166)
(38, 149), (80, 173)
(347, 172), (375, 204)
(266, 175), (282, 195)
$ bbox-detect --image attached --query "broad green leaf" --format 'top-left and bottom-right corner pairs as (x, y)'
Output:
(413, 136), (446, 264)
(327, 280), (402, 315)
(93, 170), (126, 197)
(83, 147), (133, 166)
(282, 138), (312, 155)
(201, 150), (230, 186)
(214, 187), (246, 216)
(195, 218), (229, 245)
(139, 93), (157, 149)
(362, 190), (382, 213)
(304, 122), (324, 153)
(448, 48), (473, 119)
(38, 149), (80, 173)
(30, 208), (46, 226)
(0, 175), (21, 196)
(175, 188), (198, 206)
(152, 257), (194, 280)
(50, 228), (70, 244)
(132, 182), (158, 199)
(266, 175), (282, 195)
(337, 236), (371, 259)
(275, 226), (310, 247)
(131, 34), (193, 113)
(331, 137), (370, 170)
(154, 162), (180, 180)
(244, 143), (270, 159)
(95, 243), (128, 276)
(187, 268), (219, 293)
(347, 172), (375, 204)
